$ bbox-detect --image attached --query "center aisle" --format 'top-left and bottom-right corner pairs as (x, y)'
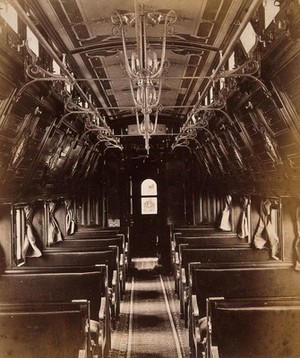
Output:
(109, 260), (189, 358)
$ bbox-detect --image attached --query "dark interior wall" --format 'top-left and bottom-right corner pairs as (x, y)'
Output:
(0, 166), (297, 267)
(151, 156), (240, 228)
(193, 191), (225, 227)
(76, 192), (100, 226)
(119, 156), (251, 229)
(162, 158), (186, 226)
(75, 157), (226, 229)
(106, 162), (121, 224)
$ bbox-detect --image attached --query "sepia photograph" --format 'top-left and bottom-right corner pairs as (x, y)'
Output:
(0, 0), (300, 357)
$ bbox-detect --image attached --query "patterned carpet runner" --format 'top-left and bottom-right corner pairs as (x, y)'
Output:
(109, 260), (189, 358)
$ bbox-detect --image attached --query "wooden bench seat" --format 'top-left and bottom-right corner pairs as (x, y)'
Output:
(66, 232), (129, 265)
(0, 268), (110, 357)
(72, 231), (122, 239)
(25, 248), (121, 324)
(69, 226), (130, 269)
(189, 262), (300, 357)
(0, 301), (91, 358)
(58, 236), (123, 248)
(206, 297), (300, 358)
(171, 233), (248, 275)
(54, 236), (127, 292)
(172, 226), (216, 239)
(172, 229), (238, 250)
(73, 226), (128, 241)
(176, 234), (247, 247)
(76, 225), (127, 234)
(177, 245), (271, 324)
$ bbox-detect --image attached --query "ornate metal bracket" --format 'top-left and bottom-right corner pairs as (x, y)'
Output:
(14, 42), (122, 151)
(214, 59), (272, 97)
(82, 114), (123, 151)
(193, 95), (227, 114)
(171, 113), (213, 151)
(172, 96), (224, 150)
(13, 41), (70, 102)
(173, 59), (273, 154)
(214, 59), (260, 80)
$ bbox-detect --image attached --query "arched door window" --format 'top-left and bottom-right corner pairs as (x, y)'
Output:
(141, 179), (157, 215)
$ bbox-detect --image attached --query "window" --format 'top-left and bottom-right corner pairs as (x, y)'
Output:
(141, 179), (157, 215)
(12, 205), (26, 266)
(0, 3), (18, 32)
(12, 204), (43, 266)
(26, 26), (39, 56)
(269, 200), (280, 235)
(65, 82), (72, 93)
(220, 77), (225, 90)
(209, 86), (214, 103)
(240, 22), (257, 54)
(52, 60), (61, 74)
(228, 52), (235, 70)
(263, 0), (280, 28)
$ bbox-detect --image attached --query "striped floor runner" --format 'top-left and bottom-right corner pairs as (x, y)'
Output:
(109, 265), (189, 357)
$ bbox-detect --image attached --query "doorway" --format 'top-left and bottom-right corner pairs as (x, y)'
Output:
(131, 177), (160, 257)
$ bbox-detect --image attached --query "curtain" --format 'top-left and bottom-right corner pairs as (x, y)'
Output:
(65, 199), (75, 235)
(219, 195), (232, 231)
(294, 205), (300, 270)
(253, 199), (279, 260)
(22, 205), (42, 260)
(48, 201), (63, 245)
(238, 197), (249, 239)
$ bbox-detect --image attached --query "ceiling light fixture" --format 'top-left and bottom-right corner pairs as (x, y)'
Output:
(112, 1), (176, 154)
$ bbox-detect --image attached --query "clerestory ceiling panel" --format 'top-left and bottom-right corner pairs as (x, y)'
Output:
(30, 0), (252, 126)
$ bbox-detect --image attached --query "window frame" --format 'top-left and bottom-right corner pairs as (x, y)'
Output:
(140, 178), (158, 215)
(12, 204), (26, 266)
(0, 3), (18, 33)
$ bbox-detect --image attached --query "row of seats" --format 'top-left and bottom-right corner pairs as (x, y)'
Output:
(0, 226), (129, 358)
(171, 226), (300, 358)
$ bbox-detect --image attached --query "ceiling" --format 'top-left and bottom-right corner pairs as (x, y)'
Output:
(2, 0), (300, 198)
(30, 0), (255, 138)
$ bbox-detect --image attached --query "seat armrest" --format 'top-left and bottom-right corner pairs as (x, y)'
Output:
(181, 268), (188, 308)
(78, 349), (87, 358)
(175, 252), (179, 265)
(112, 269), (117, 287)
(97, 297), (107, 358)
(179, 267), (188, 324)
(99, 296), (106, 320)
(181, 267), (186, 285)
(171, 240), (176, 252)
(192, 294), (199, 318)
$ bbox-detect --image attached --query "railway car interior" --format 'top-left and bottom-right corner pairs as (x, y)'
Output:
(0, 0), (300, 357)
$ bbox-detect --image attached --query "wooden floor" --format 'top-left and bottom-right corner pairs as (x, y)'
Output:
(108, 259), (189, 358)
